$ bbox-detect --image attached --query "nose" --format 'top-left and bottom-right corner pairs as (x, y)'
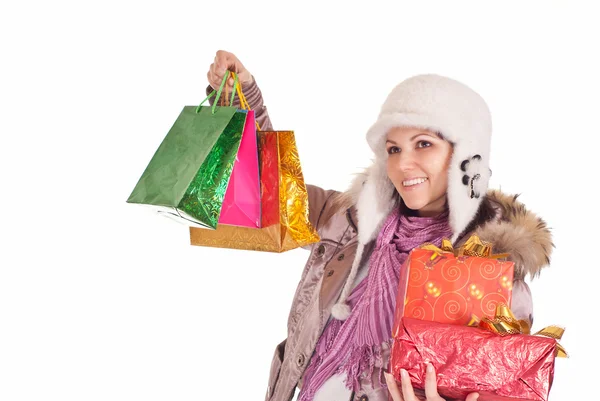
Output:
(394, 151), (417, 172)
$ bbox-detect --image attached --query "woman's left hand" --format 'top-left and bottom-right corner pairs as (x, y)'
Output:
(384, 363), (479, 401)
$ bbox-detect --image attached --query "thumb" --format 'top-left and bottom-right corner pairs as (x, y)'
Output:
(465, 392), (480, 401)
(384, 372), (404, 401)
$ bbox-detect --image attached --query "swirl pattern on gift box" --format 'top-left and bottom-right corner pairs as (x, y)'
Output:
(480, 292), (509, 318)
(435, 292), (469, 321)
(499, 274), (512, 290)
(440, 259), (469, 288)
(403, 245), (515, 326)
(408, 263), (429, 287)
(404, 299), (434, 321)
(424, 280), (442, 297)
(467, 283), (484, 300)
(478, 259), (504, 280)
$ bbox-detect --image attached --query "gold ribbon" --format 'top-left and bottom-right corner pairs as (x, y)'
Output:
(229, 71), (262, 131)
(468, 303), (568, 358)
(420, 234), (510, 260)
(417, 236), (567, 358)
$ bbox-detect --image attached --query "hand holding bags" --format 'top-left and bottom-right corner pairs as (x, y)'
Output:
(128, 71), (319, 251)
(127, 73), (260, 229)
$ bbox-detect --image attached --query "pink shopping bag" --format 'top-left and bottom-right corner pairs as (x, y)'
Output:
(217, 110), (261, 228)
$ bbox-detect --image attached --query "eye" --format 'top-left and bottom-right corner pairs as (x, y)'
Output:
(417, 140), (432, 148)
(387, 146), (400, 155)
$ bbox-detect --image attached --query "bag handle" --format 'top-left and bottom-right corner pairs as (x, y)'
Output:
(228, 71), (262, 130)
(195, 72), (238, 114)
(195, 72), (261, 130)
(220, 72), (238, 108)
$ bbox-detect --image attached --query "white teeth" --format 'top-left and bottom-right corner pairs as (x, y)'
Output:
(403, 177), (428, 187)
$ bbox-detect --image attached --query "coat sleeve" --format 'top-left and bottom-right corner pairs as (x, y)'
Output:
(511, 279), (534, 327)
(264, 186), (340, 400)
(265, 338), (286, 401)
(205, 77), (273, 131)
(301, 185), (340, 251)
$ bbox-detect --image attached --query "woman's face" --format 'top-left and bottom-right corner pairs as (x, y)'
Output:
(385, 126), (453, 216)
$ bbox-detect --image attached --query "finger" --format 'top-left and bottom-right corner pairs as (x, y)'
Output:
(208, 67), (234, 90)
(400, 369), (417, 401)
(207, 71), (217, 90)
(465, 392), (480, 401)
(207, 68), (218, 82)
(215, 50), (235, 74)
(206, 74), (213, 90)
(424, 363), (442, 400)
(208, 64), (223, 82)
(217, 50), (248, 75)
(209, 62), (222, 77)
(207, 70), (222, 91)
(384, 372), (404, 401)
(211, 59), (227, 79)
(214, 52), (228, 74)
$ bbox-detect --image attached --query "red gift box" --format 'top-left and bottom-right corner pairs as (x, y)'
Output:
(395, 243), (515, 327)
(390, 317), (560, 401)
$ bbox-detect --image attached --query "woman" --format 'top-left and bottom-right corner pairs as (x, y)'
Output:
(206, 51), (552, 401)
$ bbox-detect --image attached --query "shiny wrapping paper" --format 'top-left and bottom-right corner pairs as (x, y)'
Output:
(127, 106), (245, 228)
(397, 247), (515, 326)
(217, 110), (261, 228)
(178, 110), (246, 228)
(190, 131), (320, 252)
(390, 317), (559, 401)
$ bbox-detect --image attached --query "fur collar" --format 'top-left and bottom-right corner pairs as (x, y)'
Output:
(475, 190), (553, 279)
(327, 170), (553, 280)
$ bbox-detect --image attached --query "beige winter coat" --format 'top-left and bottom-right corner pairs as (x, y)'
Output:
(204, 80), (553, 401)
(266, 186), (552, 401)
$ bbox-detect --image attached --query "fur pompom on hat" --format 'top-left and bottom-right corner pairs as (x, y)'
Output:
(332, 74), (494, 321)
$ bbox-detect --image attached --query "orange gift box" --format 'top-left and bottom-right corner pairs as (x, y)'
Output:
(395, 235), (515, 326)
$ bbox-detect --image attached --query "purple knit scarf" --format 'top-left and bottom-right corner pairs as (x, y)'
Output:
(298, 208), (452, 401)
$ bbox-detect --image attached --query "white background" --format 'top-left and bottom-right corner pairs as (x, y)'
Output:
(1, 1), (598, 400)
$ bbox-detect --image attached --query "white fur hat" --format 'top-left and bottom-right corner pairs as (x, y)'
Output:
(331, 74), (493, 320)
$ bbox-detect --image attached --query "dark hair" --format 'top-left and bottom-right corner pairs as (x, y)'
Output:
(391, 131), (498, 229)
(392, 190), (449, 217)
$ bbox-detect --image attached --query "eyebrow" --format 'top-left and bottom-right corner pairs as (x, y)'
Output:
(386, 132), (437, 144)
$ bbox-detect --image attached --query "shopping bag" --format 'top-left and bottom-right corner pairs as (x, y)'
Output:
(127, 73), (259, 229)
(217, 109), (261, 228)
(189, 130), (320, 252)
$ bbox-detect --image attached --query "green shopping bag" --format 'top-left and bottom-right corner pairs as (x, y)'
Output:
(127, 74), (247, 229)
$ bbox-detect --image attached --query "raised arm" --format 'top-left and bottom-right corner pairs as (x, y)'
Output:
(205, 50), (273, 131)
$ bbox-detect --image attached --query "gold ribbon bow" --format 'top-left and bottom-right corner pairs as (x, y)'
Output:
(468, 303), (568, 358)
(417, 236), (567, 358)
(420, 234), (510, 264)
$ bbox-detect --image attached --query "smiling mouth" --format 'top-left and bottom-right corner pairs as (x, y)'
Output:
(403, 177), (428, 187)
